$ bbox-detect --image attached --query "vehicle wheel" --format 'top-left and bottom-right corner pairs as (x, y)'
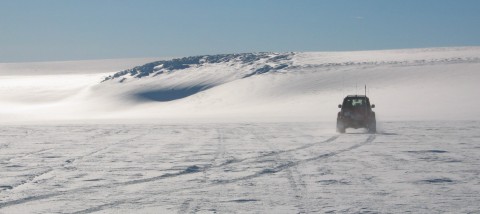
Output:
(368, 118), (376, 134)
(336, 119), (346, 133)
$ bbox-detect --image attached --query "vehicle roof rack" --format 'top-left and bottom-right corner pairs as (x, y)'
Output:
(346, 95), (367, 98)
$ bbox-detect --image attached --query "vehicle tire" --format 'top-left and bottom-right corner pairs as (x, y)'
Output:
(368, 117), (376, 134)
(336, 119), (346, 133)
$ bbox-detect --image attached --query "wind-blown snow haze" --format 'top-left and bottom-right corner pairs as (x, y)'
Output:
(1, 47), (479, 123)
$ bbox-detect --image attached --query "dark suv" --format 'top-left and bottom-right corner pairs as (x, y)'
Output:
(336, 95), (376, 133)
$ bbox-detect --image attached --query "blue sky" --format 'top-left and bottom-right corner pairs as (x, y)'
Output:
(1, 0), (479, 62)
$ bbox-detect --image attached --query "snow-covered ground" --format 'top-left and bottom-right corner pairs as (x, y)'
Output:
(0, 122), (479, 213)
(0, 47), (479, 213)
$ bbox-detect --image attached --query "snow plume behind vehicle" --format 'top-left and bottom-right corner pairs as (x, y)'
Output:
(0, 47), (479, 123)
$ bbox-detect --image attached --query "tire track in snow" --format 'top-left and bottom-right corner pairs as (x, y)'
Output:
(252, 127), (308, 214)
(2, 168), (55, 192)
(0, 192), (62, 209)
(213, 135), (339, 168)
(68, 198), (140, 214)
(214, 134), (376, 184)
(1, 128), (115, 193)
(3, 148), (54, 163)
(177, 198), (194, 214)
(0, 164), (202, 209)
(13, 133), (337, 204)
(0, 132), (149, 209)
(288, 161), (309, 213)
(0, 129), (339, 210)
(5, 134), (338, 211)
(178, 128), (226, 213)
(202, 128), (227, 180)
(63, 131), (146, 167)
(70, 203), (119, 214)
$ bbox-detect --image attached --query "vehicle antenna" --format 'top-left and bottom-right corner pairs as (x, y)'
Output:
(365, 84), (368, 113)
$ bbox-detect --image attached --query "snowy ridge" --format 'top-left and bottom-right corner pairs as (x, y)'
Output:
(102, 47), (480, 84)
(102, 52), (294, 82)
(294, 55), (480, 70)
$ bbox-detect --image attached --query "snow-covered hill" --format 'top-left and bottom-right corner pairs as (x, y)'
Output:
(1, 47), (480, 123)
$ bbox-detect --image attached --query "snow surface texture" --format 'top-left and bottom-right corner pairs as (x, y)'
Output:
(0, 47), (479, 213)
(1, 47), (480, 122)
(0, 122), (479, 213)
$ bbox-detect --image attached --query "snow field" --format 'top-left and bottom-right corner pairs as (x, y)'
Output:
(0, 122), (479, 213)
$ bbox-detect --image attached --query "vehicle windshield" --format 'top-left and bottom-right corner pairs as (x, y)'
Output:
(343, 98), (369, 109)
